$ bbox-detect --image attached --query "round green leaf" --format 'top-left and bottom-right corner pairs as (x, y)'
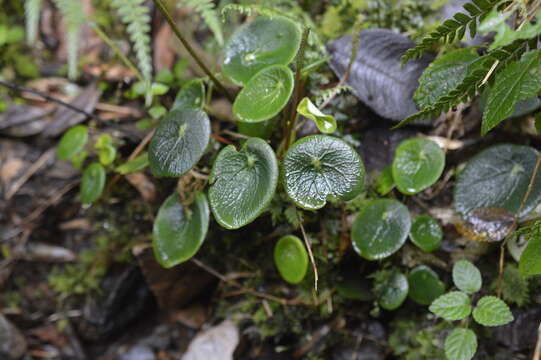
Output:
(233, 64), (294, 123)
(283, 135), (365, 210)
(173, 79), (205, 110)
(148, 108), (210, 177)
(473, 296), (514, 326)
(98, 144), (116, 165)
(57, 125), (88, 160)
(222, 16), (301, 85)
(408, 265), (445, 305)
(392, 138), (445, 195)
(409, 215), (442, 252)
(153, 192), (209, 268)
(444, 328), (477, 360)
(296, 97), (337, 133)
(429, 291), (472, 321)
(373, 270), (409, 310)
(452, 260), (482, 294)
(454, 144), (541, 217)
(209, 137), (278, 229)
(274, 235), (309, 284)
(80, 162), (106, 204)
(352, 199), (411, 260)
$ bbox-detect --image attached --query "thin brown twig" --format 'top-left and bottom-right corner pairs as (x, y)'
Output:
(534, 321), (541, 360)
(5, 148), (55, 200)
(299, 218), (319, 293)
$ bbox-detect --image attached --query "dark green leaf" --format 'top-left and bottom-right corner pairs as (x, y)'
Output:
(352, 199), (411, 260)
(80, 162), (106, 204)
(148, 108), (210, 177)
(209, 137), (278, 229)
(429, 291), (472, 320)
(153, 192), (209, 268)
(373, 269), (409, 310)
(273, 235), (308, 284)
(57, 125), (88, 160)
(233, 64), (294, 123)
(473, 296), (514, 326)
(222, 16), (301, 85)
(519, 236), (541, 277)
(409, 215), (442, 252)
(172, 79), (205, 110)
(408, 265), (445, 305)
(444, 328), (477, 360)
(453, 259), (482, 294)
(283, 135), (365, 210)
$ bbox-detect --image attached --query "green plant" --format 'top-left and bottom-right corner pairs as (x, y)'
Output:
(429, 260), (514, 360)
(273, 235), (309, 284)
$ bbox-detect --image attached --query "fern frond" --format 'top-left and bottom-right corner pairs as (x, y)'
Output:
(52, 0), (86, 79)
(402, 0), (504, 63)
(179, 0), (223, 46)
(221, 4), (298, 22)
(315, 85), (354, 106)
(111, 0), (153, 85)
(25, 0), (42, 45)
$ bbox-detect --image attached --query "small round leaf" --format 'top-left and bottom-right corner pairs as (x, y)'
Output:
(373, 270), (409, 310)
(149, 108), (210, 177)
(444, 328), (477, 360)
(80, 162), (106, 204)
(223, 16), (301, 85)
(408, 265), (445, 305)
(153, 192), (209, 268)
(352, 199), (411, 260)
(454, 144), (541, 217)
(409, 215), (442, 252)
(429, 291), (472, 321)
(296, 97), (337, 134)
(452, 260), (482, 294)
(57, 125), (88, 160)
(233, 64), (294, 123)
(283, 135), (365, 210)
(209, 138), (278, 229)
(392, 138), (445, 195)
(274, 235), (309, 284)
(472, 296), (514, 326)
(173, 79), (205, 110)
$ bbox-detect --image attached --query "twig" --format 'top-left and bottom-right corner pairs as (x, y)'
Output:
(0, 80), (103, 123)
(299, 217), (319, 292)
(22, 180), (80, 225)
(152, 0), (233, 102)
(534, 321), (541, 360)
(5, 148), (55, 200)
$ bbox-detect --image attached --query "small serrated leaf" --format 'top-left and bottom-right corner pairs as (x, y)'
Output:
(453, 260), (482, 293)
(429, 291), (472, 320)
(444, 328), (477, 360)
(473, 296), (514, 326)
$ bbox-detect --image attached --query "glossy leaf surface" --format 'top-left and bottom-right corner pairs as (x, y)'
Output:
(233, 64), (294, 123)
(57, 125), (88, 160)
(454, 144), (541, 217)
(283, 135), (365, 210)
(209, 138), (278, 229)
(172, 79), (205, 110)
(352, 199), (411, 260)
(223, 16), (301, 85)
(408, 265), (445, 305)
(455, 207), (516, 242)
(153, 192), (209, 268)
(392, 138), (445, 195)
(80, 162), (106, 204)
(373, 269), (409, 310)
(296, 97), (337, 134)
(519, 237), (541, 277)
(273, 235), (308, 284)
(149, 108), (210, 177)
(409, 215), (442, 252)
(115, 153), (149, 174)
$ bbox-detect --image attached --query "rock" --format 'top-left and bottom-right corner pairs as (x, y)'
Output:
(182, 320), (239, 360)
(494, 308), (541, 351)
(328, 29), (434, 123)
(119, 345), (155, 360)
(0, 314), (27, 359)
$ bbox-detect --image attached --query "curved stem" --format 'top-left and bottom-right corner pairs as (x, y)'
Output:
(152, 0), (233, 102)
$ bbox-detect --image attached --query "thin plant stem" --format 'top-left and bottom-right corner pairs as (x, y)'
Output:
(299, 216), (319, 293)
(152, 0), (233, 102)
(89, 22), (144, 82)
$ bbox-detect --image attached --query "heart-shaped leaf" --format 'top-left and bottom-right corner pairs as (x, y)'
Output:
(172, 79), (205, 110)
(352, 199), (411, 260)
(296, 97), (337, 134)
(392, 138), (445, 195)
(373, 269), (409, 311)
(429, 291), (472, 320)
(57, 125), (88, 160)
(454, 144), (541, 217)
(233, 64), (294, 123)
(274, 235), (308, 284)
(153, 192), (209, 268)
(149, 108), (210, 177)
(444, 328), (477, 360)
(222, 16), (301, 85)
(453, 260), (482, 294)
(80, 162), (106, 204)
(409, 215), (442, 252)
(283, 135), (365, 210)
(408, 265), (445, 305)
(473, 296), (514, 326)
(209, 137), (278, 229)
(327, 29), (434, 123)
